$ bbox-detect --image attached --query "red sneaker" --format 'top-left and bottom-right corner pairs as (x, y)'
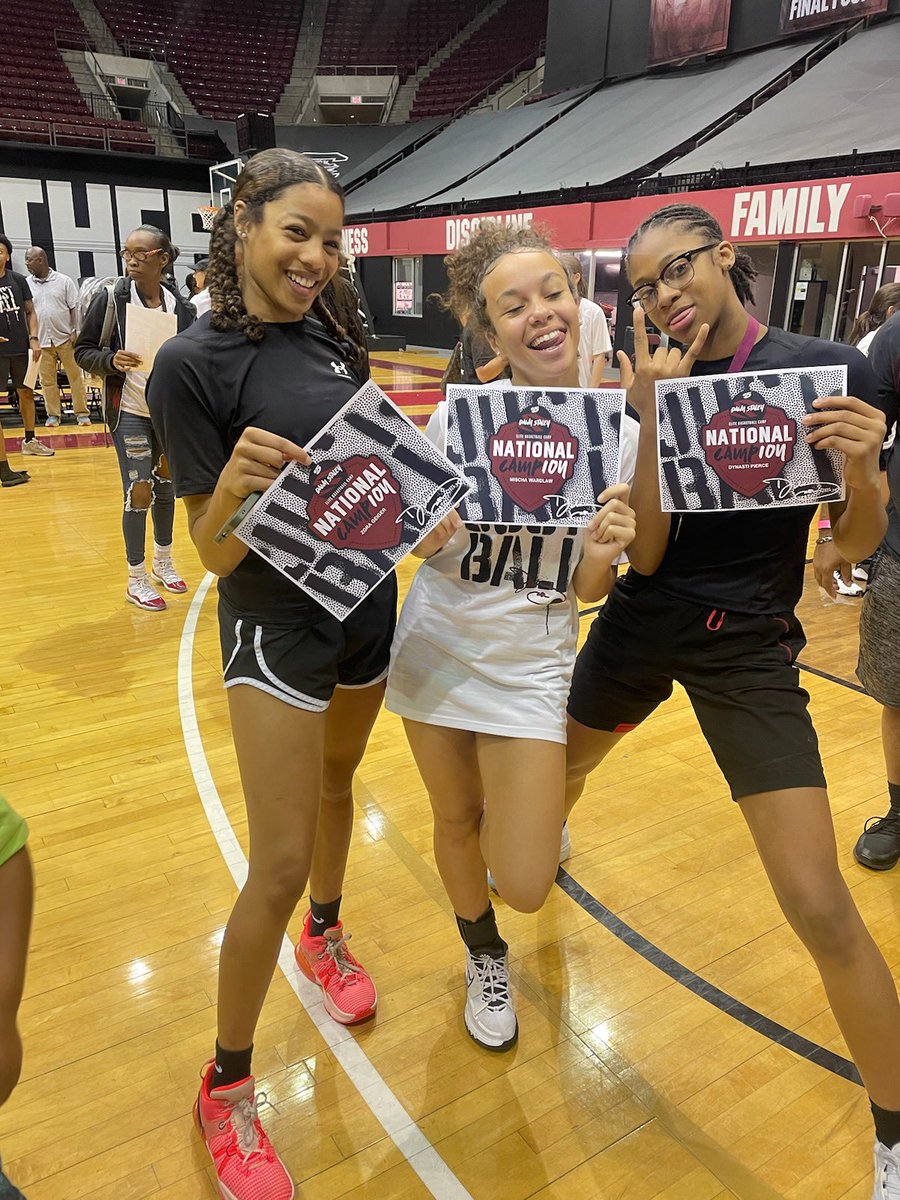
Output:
(294, 913), (377, 1025)
(194, 1063), (294, 1200)
(150, 557), (187, 594)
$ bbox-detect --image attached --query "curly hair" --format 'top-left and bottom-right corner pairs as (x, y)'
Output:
(439, 222), (573, 338)
(207, 148), (349, 347)
(627, 204), (758, 306)
(848, 282), (900, 347)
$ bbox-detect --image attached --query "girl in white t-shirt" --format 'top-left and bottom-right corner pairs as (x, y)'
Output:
(386, 224), (637, 1051)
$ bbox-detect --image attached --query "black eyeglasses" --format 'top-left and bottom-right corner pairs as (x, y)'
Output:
(627, 243), (720, 312)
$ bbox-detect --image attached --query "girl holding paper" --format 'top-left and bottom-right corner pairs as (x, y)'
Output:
(564, 203), (900, 1197)
(76, 225), (194, 611)
(386, 223), (638, 1052)
(147, 150), (389, 1200)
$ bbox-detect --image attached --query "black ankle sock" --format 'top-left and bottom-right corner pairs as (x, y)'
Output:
(213, 1041), (253, 1089)
(24, 430), (34, 443)
(309, 895), (342, 935)
(888, 781), (900, 817)
(456, 903), (507, 959)
(872, 1100), (900, 1150)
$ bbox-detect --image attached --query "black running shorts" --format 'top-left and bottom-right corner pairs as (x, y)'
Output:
(218, 576), (397, 711)
(1, 355), (29, 390)
(568, 580), (826, 800)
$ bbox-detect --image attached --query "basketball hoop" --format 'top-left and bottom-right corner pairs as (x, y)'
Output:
(197, 205), (220, 232)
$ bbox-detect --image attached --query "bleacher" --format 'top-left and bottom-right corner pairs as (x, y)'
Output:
(410, 0), (548, 120)
(92, 0), (301, 120)
(318, 0), (483, 79)
(0, 0), (155, 153)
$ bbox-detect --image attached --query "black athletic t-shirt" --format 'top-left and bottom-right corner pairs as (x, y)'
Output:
(0, 270), (31, 356)
(147, 312), (367, 621)
(868, 312), (900, 562)
(625, 325), (881, 614)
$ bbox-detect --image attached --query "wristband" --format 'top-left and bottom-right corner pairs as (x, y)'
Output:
(817, 518), (831, 530)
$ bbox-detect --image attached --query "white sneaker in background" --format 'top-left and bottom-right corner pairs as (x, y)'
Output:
(873, 1139), (900, 1200)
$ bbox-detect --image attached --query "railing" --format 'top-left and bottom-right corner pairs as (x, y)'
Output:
(445, 44), (546, 121)
(0, 118), (157, 153)
(316, 64), (399, 76)
(475, 58), (545, 113)
(54, 28), (167, 64)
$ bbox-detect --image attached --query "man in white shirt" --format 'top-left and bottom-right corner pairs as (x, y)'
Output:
(25, 247), (91, 427)
(561, 255), (613, 387)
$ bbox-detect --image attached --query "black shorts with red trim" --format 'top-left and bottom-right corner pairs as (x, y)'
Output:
(568, 578), (825, 800)
(218, 576), (397, 711)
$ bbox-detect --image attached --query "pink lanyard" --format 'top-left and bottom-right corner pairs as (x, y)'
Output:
(727, 315), (760, 373)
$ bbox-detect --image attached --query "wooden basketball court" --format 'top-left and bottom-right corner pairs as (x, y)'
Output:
(0, 350), (894, 1200)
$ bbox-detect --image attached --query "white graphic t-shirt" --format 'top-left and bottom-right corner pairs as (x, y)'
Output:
(386, 383), (638, 743)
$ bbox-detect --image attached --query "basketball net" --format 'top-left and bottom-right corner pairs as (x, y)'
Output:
(197, 205), (220, 232)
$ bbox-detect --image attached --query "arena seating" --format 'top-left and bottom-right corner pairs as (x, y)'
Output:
(318, 0), (484, 80)
(92, 0), (301, 120)
(410, 0), (548, 120)
(0, 0), (155, 153)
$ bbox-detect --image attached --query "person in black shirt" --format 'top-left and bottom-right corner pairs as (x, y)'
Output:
(0, 234), (53, 483)
(147, 150), (390, 1200)
(565, 204), (900, 1191)
(853, 311), (900, 874)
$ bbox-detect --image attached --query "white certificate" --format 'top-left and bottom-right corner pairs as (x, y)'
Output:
(125, 304), (178, 370)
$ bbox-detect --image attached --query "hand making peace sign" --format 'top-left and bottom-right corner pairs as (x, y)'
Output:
(617, 304), (710, 416)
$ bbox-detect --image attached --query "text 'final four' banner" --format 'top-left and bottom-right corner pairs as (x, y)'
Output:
(779, 0), (887, 34)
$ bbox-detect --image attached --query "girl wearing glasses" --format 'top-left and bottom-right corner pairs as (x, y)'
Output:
(387, 222), (637, 1052)
(76, 225), (194, 611)
(564, 203), (900, 1196)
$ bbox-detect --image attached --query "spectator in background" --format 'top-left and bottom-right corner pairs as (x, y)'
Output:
(849, 282), (900, 357)
(561, 254), (612, 387)
(24, 247), (91, 429)
(0, 236), (54, 462)
(854, 309), (900, 872)
(187, 257), (211, 317)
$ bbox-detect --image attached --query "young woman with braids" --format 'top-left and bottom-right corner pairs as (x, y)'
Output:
(147, 150), (386, 1200)
(386, 222), (637, 1051)
(564, 204), (900, 1198)
(76, 224), (193, 610)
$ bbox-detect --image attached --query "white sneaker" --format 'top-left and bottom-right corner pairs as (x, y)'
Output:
(873, 1140), (900, 1199)
(853, 564), (870, 583)
(126, 573), (167, 612)
(834, 570), (864, 597)
(488, 822), (571, 892)
(22, 437), (54, 456)
(150, 558), (187, 594)
(463, 948), (518, 1051)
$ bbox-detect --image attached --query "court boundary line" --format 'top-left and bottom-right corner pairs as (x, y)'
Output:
(177, 573), (474, 1200)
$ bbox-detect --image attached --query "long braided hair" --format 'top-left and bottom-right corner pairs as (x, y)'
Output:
(627, 204), (758, 306)
(847, 282), (900, 347)
(207, 149), (352, 351)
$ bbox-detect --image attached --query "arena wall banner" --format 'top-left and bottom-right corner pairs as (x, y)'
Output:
(778, 0), (887, 35)
(647, 0), (733, 67)
(343, 171), (900, 256)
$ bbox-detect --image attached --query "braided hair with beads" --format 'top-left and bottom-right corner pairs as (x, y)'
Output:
(207, 148), (355, 356)
(627, 204), (758, 307)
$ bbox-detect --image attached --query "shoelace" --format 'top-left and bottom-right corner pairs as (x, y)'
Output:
(217, 1092), (277, 1169)
(321, 931), (364, 982)
(129, 575), (161, 600)
(153, 558), (180, 581)
(864, 812), (900, 837)
(471, 953), (511, 1010)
